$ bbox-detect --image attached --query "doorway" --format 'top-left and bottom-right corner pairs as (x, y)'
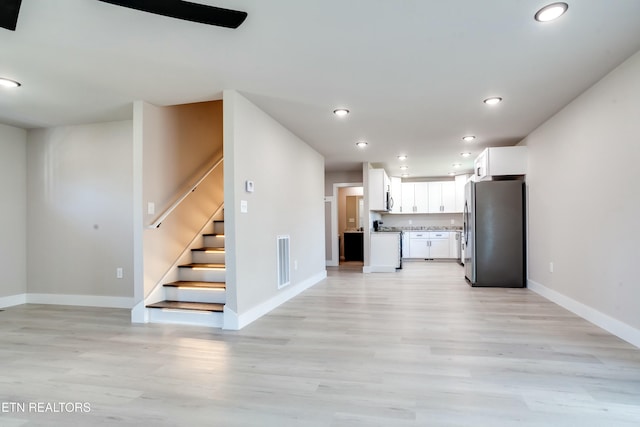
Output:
(325, 183), (364, 268)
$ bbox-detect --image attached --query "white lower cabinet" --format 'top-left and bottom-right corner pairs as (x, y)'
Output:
(370, 232), (401, 272)
(407, 231), (451, 259)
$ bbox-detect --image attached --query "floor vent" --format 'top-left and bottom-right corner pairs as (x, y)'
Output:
(277, 235), (290, 289)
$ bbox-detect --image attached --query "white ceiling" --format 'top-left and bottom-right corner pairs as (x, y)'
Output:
(2, 0), (640, 177)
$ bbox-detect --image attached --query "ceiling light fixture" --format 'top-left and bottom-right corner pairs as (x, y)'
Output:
(462, 135), (476, 142)
(483, 97), (502, 105)
(461, 152), (472, 158)
(0, 77), (21, 88)
(448, 172), (456, 176)
(452, 163), (462, 168)
(397, 155), (408, 161)
(333, 108), (350, 117)
(355, 141), (368, 148)
(535, 2), (568, 22)
(401, 174), (410, 178)
(400, 165), (409, 170)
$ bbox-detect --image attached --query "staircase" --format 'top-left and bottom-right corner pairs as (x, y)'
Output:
(146, 219), (226, 328)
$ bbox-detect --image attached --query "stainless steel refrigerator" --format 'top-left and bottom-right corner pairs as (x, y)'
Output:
(463, 180), (525, 287)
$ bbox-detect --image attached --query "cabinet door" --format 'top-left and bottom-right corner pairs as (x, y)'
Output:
(427, 182), (442, 213)
(475, 150), (488, 181)
(390, 177), (402, 213)
(429, 239), (450, 259)
(368, 169), (385, 211)
(414, 182), (429, 213)
(441, 181), (456, 213)
(401, 183), (414, 213)
(409, 239), (429, 258)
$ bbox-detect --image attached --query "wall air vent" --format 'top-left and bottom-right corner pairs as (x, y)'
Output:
(277, 235), (290, 289)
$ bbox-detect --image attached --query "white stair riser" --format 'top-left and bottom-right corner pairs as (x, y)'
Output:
(165, 288), (226, 304)
(191, 251), (225, 264)
(204, 235), (225, 248)
(179, 268), (226, 282)
(148, 308), (223, 328)
(213, 221), (225, 235)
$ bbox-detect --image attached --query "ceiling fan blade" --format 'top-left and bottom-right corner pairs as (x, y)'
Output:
(97, 0), (247, 29)
(0, 0), (22, 31)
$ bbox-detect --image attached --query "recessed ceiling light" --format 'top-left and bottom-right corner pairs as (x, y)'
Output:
(397, 155), (408, 161)
(483, 97), (502, 105)
(333, 108), (350, 117)
(462, 135), (476, 142)
(355, 141), (368, 148)
(400, 165), (409, 170)
(0, 77), (21, 88)
(401, 174), (410, 178)
(535, 2), (568, 22)
(452, 163), (462, 168)
(461, 152), (472, 158)
(448, 172), (456, 176)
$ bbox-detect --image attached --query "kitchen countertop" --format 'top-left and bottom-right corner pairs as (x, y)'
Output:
(377, 226), (462, 232)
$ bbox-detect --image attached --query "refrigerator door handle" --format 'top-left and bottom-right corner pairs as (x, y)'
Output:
(463, 201), (469, 245)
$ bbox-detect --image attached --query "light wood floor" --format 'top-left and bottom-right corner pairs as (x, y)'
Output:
(1, 261), (639, 426)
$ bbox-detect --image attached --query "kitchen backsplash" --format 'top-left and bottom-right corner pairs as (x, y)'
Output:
(380, 213), (463, 229)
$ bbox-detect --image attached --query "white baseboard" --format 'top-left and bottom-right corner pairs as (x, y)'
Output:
(26, 294), (134, 309)
(130, 300), (149, 323)
(0, 293), (27, 309)
(528, 279), (640, 349)
(223, 270), (327, 330)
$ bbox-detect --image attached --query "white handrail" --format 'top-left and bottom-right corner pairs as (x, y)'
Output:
(147, 156), (223, 229)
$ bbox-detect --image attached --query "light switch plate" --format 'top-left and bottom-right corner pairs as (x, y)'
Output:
(240, 200), (248, 213)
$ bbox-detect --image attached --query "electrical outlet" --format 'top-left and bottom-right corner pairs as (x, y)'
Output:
(294, 260), (298, 270)
(116, 267), (123, 279)
(147, 202), (155, 215)
(450, 219), (455, 225)
(549, 262), (554, 273)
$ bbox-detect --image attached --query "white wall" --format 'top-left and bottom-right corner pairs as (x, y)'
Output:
(325, 170), (363, 196)
(0, 124), (27, 303)
(223, 90), (326, 326)
(524, 49), (640, 343)
(26, 121), (134, 304)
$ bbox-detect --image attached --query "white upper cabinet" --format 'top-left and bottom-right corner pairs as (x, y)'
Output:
(414, 182), (428, 213)
(368, 168), (390, 211)
(475, 146), (527, 181)
(428, 181), (456, 213)
(390, 176), (402, 213)
(400, 182), (414, 213)
(399, 181), (459, 213)
(400, 182), (428, 213)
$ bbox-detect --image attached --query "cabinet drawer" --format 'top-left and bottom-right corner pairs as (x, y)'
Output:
(409, 232), (428, 239)
(428, 231), (449, 239)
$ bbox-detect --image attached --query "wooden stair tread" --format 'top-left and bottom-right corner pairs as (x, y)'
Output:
(164, 281), (226, 289)
(178, 263), (225, 269)
(146, 301), (224, 312)
(192, 247), (225, 252)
